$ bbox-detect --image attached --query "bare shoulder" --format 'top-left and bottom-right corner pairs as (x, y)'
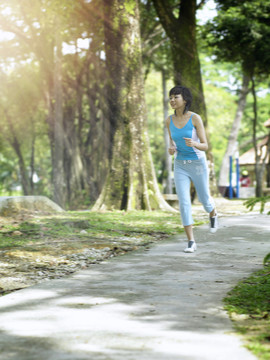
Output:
(165, 115), (172, 127)
(191, 112), (204, 127)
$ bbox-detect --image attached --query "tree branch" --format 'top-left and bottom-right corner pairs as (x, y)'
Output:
(0, 14), (31, 45)
(142, 38), (167, 58)
(141, 24), (164, 46)
(151, 0), (178, 39)
(239, 135), (266, 149)
(196, 0), (208, 10)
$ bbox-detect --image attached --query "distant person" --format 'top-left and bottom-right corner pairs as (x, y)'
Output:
(240, 170), (251, 187)
(166, 85), (218, 253)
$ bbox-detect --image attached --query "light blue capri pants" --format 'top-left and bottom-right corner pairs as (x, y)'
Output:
(174, 157), (215, 226)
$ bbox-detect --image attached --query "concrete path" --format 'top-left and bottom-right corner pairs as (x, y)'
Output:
(0, 214), (269, 360)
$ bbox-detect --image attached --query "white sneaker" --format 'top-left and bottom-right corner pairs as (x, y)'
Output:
(184, 241), (197, 253)
(210, 214), (218, 233)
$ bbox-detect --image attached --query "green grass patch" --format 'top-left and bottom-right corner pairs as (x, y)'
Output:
(224, 265), (270, 359)
(0, 210), (201, 250)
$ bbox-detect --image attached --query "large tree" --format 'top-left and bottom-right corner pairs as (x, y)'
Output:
(0, 0), (75, 207)
(150, 0), (217, 193)
(139, 0), (173, 194)
(0, 0), (109, 207)
(151, 0), (207, 121)
(217, 74), (250, 193)
(203, 0), (270, 196)
(93, 0), (173, 211)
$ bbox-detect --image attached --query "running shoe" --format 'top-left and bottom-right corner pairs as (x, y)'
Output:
(210, 214), (218, 233)
(184, 241), (197, 253)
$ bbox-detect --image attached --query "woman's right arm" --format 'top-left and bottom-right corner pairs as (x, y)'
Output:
(166, 116), (176, 155)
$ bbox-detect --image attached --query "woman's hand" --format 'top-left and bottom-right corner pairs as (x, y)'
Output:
(168, 146), (176, 155)
(183, 137), (197, 148)
(168, 139), (177, 155)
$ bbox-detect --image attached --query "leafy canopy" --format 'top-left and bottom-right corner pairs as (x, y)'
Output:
(202, 0), (270, 76)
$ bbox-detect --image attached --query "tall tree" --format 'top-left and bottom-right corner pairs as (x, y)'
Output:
(0, 0), (71, 206)
(140, 0), (174, 194)
(162, 70), (172, 193)
(93, 0), (174, 211)
(151, 0), (207, 121)
(0, 0), (108, 206)
(52, 18), (65, 207)
(0, 66), (43, 196)
(218, 74), (250, 193)
(150, 0), (217, 193)
(203, 0), (270, 196)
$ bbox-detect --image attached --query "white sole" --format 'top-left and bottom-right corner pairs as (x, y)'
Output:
(184, 244), (197, 253)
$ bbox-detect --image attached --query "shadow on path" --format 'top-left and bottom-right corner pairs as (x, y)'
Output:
(0, 214), (269, 360)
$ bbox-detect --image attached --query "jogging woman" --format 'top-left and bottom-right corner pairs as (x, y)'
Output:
(166, 85), (218, 253)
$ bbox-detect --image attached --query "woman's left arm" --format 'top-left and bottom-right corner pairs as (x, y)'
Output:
(183, 114), (208, 151)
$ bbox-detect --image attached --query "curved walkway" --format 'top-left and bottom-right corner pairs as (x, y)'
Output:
(0, 214), (269, 360)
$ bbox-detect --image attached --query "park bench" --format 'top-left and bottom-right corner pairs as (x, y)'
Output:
(263, 188), (270, 196)
(163, 194), (178, 201)
(163, 194), (179, 207)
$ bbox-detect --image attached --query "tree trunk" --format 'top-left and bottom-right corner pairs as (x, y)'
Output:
(267, 132), (270, 188)
(251, 76), (263, 197)
(152, 0), (206, 120)
(63, 103), (86, 206)
(93, 0), (175, 211)
(52, 27), (65, 207)
(175, 2), (207, 120)
(152, 0), (217, 194)
(5, 111), (30, 195)
(162, 70), (172, 194)
(30, 125), (35, 194)
(218, 73), (250, 193)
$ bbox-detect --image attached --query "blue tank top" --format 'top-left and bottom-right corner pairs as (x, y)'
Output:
(169, 114), (205, 160)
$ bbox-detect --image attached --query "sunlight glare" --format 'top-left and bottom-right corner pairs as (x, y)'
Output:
(197, 0), (217, 25)
(1, 6), (12, 16)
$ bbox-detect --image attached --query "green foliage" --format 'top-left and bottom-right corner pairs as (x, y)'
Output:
(139, 0), (173, 77)
(224, 266), (270, 316)
(0, 155), (20, 195)
(144, 58), (245, 180)
(145, 71), (165, 176)
(264, 253), (270, 266)
(0, 0), (107, 204)
(1, 0), (269, 207)
(124, 1), (136, 16)
(202, 0), (270, 76)
(198, 34), (270, 176)
(244, 196), (270, 214)
(202, 76), (238, 176)
(239, 91), (270, 151)
(224, 264), (270, 359)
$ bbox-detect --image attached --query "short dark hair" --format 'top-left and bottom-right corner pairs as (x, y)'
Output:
(169, 86), (192, 114)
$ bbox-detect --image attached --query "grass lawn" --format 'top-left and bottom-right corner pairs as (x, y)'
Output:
(0, 210), (193, 295)
(224, 264), (270, 360)
(0, 210), (193, 249)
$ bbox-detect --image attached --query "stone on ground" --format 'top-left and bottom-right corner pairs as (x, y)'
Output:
(0, 196), (64, 216)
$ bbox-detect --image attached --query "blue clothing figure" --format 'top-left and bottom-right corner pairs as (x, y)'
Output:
(166, 86), (218, 253)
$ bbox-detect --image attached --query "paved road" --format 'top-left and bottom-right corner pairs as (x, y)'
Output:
(0, 214), (269, 360)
